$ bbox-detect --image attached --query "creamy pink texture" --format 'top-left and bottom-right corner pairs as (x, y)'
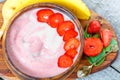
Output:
(6, 8), (79, 78)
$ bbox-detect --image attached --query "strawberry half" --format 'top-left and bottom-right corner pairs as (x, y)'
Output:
(63, 29), (78, 41)
(64, 38), (80, 51)
(57, 21), (75, 36)
(58, 55), (73, 68)
(65, 49), (78, 58)
(100, 29), (112, 47)
(83, 37), (103, 56)
(87, 20), (101, 34)
(36, 9), (54, 22)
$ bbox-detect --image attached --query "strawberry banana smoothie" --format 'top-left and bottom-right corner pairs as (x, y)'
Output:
(6, 8), (80, 78)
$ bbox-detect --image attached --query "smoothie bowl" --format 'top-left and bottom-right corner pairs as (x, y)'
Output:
(2, 3), (84, 80)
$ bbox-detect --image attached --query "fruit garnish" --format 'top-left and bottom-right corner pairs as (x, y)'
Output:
(83, 37), (103, 56)
(64, 38), (80, 51)
(100, 29), (112, 47)
(87, 20), (101, 34)
(1, 0), (90, 38)
(65, 49), (78, 58)
(35, 8), (80, 68)
(57, 21), (75, 36)
(58, 55), (73, 68)
(36, 9), (54, 22)
(48, 13), (64, 28)
(87, 38), (119, 66)
(83, 19), (119, 66)
(63, 29), (78, 41)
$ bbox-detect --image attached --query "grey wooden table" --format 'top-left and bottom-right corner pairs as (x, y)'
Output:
(76, 0), (120, 80)
(0, 0), (119, 80)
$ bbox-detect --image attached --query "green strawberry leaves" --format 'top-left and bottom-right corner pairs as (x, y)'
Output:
(84, 25), (100, 38)
(87, 38), (119, 66)
(84, 25), (92, 39)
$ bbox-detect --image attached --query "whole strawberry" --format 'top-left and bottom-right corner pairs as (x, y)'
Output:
(87, 20), (101, 34)
(100, 29), (112, 47)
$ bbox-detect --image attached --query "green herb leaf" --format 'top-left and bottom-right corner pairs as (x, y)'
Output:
(105, 38), (119, 52)
(87, 49), (106, 66)
(84, 25), (92, 39)
(93, 34), (100, 38)
(87, 38), (119, 66)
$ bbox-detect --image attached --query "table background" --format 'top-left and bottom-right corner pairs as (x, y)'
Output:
(0, 0), (119, 80)
(76, 0), (120, 80)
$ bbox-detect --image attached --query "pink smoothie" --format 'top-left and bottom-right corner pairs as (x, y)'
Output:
(6, 8), (80, 78)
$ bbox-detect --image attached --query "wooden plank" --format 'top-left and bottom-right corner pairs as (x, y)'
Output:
(0, 3), (3, 28)
(0, 0), (118, 80)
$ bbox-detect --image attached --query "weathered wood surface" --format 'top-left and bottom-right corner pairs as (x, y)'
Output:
(0, 0), (120, 80)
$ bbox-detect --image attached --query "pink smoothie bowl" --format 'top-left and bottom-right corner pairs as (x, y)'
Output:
(2, 3), (84, 80)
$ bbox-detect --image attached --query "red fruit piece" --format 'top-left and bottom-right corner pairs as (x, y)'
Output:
(57, 21), (75, 36)
(48, 13), (64, 28)
(64, 38), (80, 51)
(84, 37), (103, 56)
(58, 55), (73, 68)
(36, 9), (54, 22)
(100, 29), (112, 47)
(65, 49), (78, 58)
(63, 29), (78, 41)
(87, 20), (101, 34)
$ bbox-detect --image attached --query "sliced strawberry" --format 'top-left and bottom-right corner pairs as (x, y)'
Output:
(58, 55), (73, 68)
(65, 49), (78, 58)
(48, 13), (64, 28)
(57, 21), (75, 36)
(63, 29), (78, 41)
(36, 9), (54, 22)
(83, 37), (103, 56)
(100, 29), (112, 47)
(87, 20), (101, 34)
(64, 38), (80, 51)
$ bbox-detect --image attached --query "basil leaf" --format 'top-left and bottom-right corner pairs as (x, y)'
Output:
(84, 31), (92, 39)
(104, 38), (119, 53)
(84, 25), (92, 39)
(93, 33), (100, 38)
(87, 49), (106, 66)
